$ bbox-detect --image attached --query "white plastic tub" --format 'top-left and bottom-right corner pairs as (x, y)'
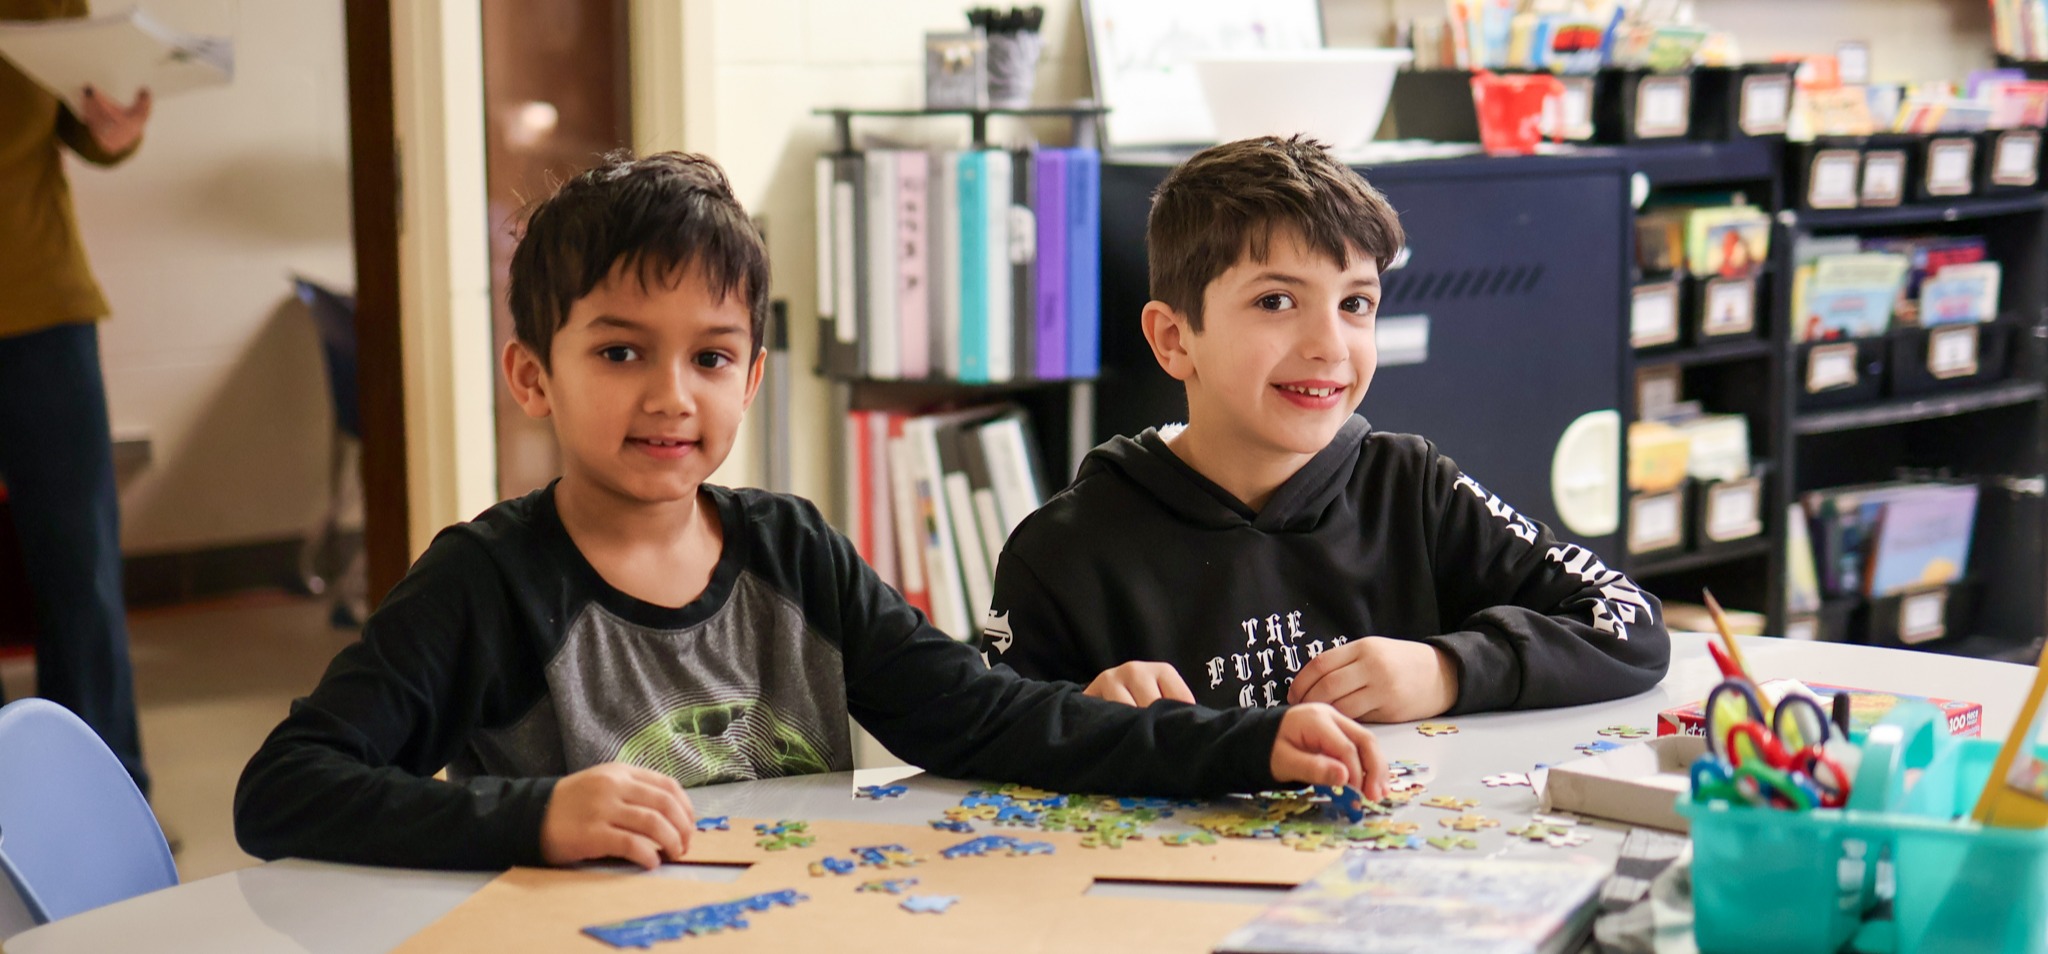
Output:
(1190, 48), (1414, 151)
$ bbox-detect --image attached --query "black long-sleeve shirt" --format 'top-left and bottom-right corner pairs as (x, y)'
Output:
(982, 418), (1669, 714)
(235, 484), (1288, 870)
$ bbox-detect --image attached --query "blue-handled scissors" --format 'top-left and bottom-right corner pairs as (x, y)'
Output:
(1772, 693), (1833, 752)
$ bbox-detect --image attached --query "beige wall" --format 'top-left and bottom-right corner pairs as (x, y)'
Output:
(1326, 0), (1992, 81)
(70, 0), (353, 554)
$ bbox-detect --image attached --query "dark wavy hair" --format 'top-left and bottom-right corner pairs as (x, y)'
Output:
(508, 151), (770, 366)
(1147, 135), (1404, 331)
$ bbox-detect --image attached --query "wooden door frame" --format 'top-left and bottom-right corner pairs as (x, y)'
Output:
(343, 0), (409, 605)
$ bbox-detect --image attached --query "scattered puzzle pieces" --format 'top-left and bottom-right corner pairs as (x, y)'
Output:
(753, 820), (815, 852)
(1314, 784), (1368, 823)
(1545, 831), (1593, 848)
(850, 844), (922, 868)
(855, 784), (908, 800)
(1482, 773), (1532, 788)
(1159, 831), (1218, 847)
(1575, 739), (1626, 756)
(993, 805), (1043, 827)
(1423, 795), (1480, 812)
(900, 895), (958, 914)
(1507, 823), (1575, 842)
(807, 857), (856, 877)
(929, 819), (974, 833)
(1389, 760), (1431, 777)
(1359, 831), (1424, 851)
(1597, 724), (1652, 739)
(582, 889), (808, 948)
(939, 835), (1055, 859)
(1440, 814), (1501, 832)
(694, 816), (729, 831)
(1417, 722), (1460, 737)
(1427, 835), (1479, 851)
(856, 878), (920, 895)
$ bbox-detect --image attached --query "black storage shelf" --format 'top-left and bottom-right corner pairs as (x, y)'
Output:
(1635, 337), (1773, 370)
(1629, 537), (1773, 579)
(1791, 380), (2047, 435)
(1619, 137), (1780, 189)
(1920, 632), (2046, 665)
(1790, 192), (2048, 231)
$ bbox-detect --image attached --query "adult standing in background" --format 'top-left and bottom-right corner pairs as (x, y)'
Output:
(0, 0), (155, 796)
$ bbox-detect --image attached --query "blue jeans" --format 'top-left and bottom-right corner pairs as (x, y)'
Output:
(0, 322), (148, 796)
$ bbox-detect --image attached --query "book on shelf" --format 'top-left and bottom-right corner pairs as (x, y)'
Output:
(846, 403), (1052, 640)
(1860, 234), (1987, 326)
(1794, 252), (1910, 342)
(813, 142), (1102, 384)
(1802, 480), (1981, 598)
(1920, 261), (2003, 326)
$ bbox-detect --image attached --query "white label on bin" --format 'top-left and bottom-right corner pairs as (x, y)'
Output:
(1629, 493), (1683, 553)
(1637, 77), (1689, 137)
(1996, 132), (2040, 185)
(1928, 140), (1976, 196)
(1929, 324), (1980, 379)
(1377, 314), (1430, 367)
(1810, 151), (1861, 209)
(1702, 277), (1756, 335)
(1559, 78), (1595, 140)
(1739, 75), (1791, 135)
(1807, 343), (1860, 393)
(1900, 590), (1948, 644)
(1707, 481), (1761, 541)
(1861, 152), (1906, 206)
(1631, 283), (1680, 348)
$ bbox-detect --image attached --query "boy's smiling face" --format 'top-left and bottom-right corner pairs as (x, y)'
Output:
(506, 260), (763, 506)
(1156, 227), (1381, 464)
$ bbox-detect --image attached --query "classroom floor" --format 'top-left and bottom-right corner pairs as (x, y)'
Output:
(0, 594), (359, 883)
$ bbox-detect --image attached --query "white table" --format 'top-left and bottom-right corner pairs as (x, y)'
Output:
(5, 633), (2035, 953)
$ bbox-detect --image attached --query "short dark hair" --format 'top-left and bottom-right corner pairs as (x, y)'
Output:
(1147, 135), (1404, 331)
(508, 151), (769, 367)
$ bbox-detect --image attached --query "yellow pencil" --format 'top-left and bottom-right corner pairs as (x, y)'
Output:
(1702, 589), (1753, 680)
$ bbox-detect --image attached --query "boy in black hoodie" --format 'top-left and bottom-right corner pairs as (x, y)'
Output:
(982, 136), (1668, 721)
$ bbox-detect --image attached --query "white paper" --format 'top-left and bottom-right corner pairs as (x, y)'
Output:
(1861, 153), (1906, 204)
(1811, 152), (1861, 208)
(1631, 285), (1679, 347)
(0, 7), (232, 113)
(1739, 75), (1790, 134)
(1707, 482), (1759, 539)
(1929, 325), (1980, 378)
(1807, 344), (1860, 392)
(1928, 141), (1976, 194)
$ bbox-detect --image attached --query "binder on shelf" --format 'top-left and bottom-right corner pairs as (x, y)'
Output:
(958, 151), (991, 383)
(983, 149), (1016, 383)
(895, 151), (932, 380)
(863, 151), (900, 380)
(932, 149), (964, 380)
(845, 410), (874, 573)
(958, 425), (1008, 574)
(906, 414), (973, 639)
(1033, 150), (1070, 380)
(865, 410), (898, 591)
(1010, 146), (1037, 381)
(818, 153), (865, 377)
(1067, 147), (1103, 378)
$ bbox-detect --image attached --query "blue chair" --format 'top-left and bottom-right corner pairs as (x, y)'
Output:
(0, 699), (176, 926)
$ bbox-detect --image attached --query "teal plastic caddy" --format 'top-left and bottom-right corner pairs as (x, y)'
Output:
(1682, 702), (2048, 953)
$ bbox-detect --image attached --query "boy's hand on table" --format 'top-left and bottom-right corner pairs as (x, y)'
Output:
(541, 762), (697, 869)
(1286, 636), (1458, 723)
(1083, 660), (1196, 706)
(1270, 703), (1389, 798)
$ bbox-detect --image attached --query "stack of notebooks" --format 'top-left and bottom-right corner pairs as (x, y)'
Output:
(814, 147), (1101, 384)
(842, 404), (1046, 640)
(1794, 480), (1981, 601)
(1790, 234), (2001, 341)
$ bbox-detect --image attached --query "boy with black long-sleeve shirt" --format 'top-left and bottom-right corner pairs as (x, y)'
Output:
(982, 136), (1669, 720)
(233, 152), (1388, 872)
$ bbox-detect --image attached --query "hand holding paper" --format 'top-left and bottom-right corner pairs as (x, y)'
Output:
(0, 7), (231, 114)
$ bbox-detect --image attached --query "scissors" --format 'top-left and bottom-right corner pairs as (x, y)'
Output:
(1771, 693), (1833, 752)
(1703, 679), (1768, 761)
(1690, 757), (1821, 810)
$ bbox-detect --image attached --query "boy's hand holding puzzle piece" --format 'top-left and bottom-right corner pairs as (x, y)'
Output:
(1088, 636), (1458, 724)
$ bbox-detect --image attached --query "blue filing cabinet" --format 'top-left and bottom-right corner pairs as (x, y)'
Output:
(1096, 152), (1632, 556)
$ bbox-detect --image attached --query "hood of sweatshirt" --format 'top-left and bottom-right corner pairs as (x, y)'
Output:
(1073, 415), (1371, 534)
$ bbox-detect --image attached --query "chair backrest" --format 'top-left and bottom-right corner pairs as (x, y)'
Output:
(0, 699), (177, 925)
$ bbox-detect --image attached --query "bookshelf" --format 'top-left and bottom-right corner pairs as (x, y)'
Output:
(813, 107), (1106, 638)
(1770, 183), (2048, 659)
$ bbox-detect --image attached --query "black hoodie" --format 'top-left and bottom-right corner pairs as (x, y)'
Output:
(981, 417), (1669, 715)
